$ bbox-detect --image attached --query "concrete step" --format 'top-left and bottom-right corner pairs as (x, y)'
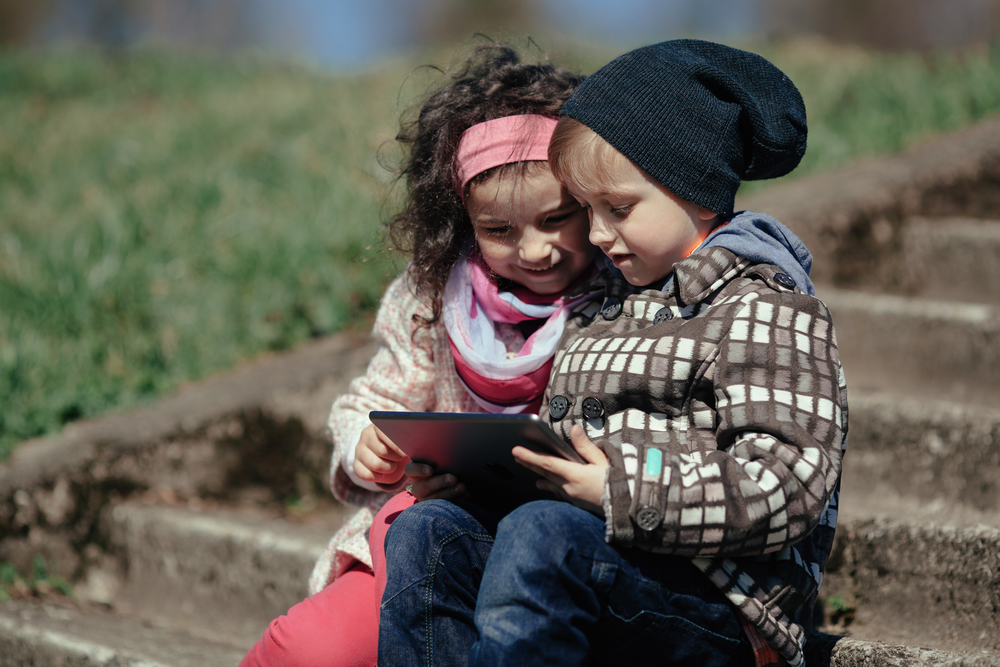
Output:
(0, 598), (244, 666)
(809, 216), (1000, 306)
(805, 632), (1000, 667)
(4, 597), (990, 667)
(824, 391), (1000, 655)
(889, 217), (1000, 305)
(822, 516), (1000, 656)
(844, 391), (1000, 517)
(105, 501), (351, 647)
(819, 287), (1000, 407)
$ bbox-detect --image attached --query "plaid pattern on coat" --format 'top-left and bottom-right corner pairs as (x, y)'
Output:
(542, 247), (848, 666)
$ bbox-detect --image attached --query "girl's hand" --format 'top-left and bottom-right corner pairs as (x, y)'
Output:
(513, 424), (608, 516)
(354, 424), (411, 487)
(403, 462), (467, 502)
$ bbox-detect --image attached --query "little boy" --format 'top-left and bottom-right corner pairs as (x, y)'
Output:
(378, 40), (847, 667)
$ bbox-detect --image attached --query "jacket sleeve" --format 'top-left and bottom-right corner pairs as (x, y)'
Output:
(328, 273), (443, 507)
(606, 291), (847, 557)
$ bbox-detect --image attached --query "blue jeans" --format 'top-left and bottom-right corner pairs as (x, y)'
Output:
(378, 500), (754, 667)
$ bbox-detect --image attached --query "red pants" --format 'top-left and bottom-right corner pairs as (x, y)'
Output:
(240, 492), (418, 667)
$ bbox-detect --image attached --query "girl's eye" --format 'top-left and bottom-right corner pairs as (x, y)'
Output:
(481, 225), (511, 237)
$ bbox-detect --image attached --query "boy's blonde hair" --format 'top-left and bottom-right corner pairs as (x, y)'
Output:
(548, 117), (634, 197)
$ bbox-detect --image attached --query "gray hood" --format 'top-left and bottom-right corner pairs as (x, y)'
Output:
(662, 210), (815, 295)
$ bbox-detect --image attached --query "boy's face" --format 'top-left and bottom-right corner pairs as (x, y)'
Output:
(567, 159), (718, 287)
(467, 164), (596, 295)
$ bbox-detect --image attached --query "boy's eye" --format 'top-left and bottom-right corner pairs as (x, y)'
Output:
(609, 203), (633, 217)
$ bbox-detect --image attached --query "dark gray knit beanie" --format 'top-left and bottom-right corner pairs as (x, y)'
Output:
(561, 39), (807, 216)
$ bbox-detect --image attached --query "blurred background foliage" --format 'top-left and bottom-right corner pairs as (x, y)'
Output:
(2, 0), (1000, 459)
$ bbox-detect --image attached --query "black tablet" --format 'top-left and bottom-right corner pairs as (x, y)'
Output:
(368, 411), (583, 511)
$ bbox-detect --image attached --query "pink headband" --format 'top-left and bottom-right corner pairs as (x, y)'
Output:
(452, 114), (559, 202)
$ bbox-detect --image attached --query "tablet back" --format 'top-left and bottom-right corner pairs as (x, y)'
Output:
(369, 412), (578, 512)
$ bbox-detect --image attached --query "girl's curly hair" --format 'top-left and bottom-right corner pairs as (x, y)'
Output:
(387, 43), (585, 327)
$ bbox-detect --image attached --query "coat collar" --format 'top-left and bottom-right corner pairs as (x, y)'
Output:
(669, 247), (749, 307)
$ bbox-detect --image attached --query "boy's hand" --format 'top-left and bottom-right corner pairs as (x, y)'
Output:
(513, 424), (608, 517)
(354, 424), (411, 487)
(403, 462), (467, 502)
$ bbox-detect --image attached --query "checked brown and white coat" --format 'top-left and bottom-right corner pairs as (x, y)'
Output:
(541, 246), (848, 667)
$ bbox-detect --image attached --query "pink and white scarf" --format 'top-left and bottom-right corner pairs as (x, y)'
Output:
(443, 253), (595, 414)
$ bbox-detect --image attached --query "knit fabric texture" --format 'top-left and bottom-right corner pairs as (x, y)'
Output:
(560, 39), (807, 216)
(309, 272), (485, 595)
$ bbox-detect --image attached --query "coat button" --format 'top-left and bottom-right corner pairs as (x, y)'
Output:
(548, 395), (570, 421)
(774, 272), (796, 289)
(653, 307), (673, 324)
(582, 396), (605, 420)
(636, 505), (662, 531)
(601, 297), (622, 320)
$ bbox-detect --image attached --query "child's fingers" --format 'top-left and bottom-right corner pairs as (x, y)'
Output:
(513, 446), (572, 485)
(354, 425), (413, 483)
(407, 473), (465, 502)
(371, 425), (409, 460)
(403, 461), (436, 479)
(569, 424), (608, 465)
(514, 442), (608, 515)
(356, 446), (400, 474)
(356, 425), (406, 465)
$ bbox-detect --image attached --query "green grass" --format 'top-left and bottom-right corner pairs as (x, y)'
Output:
(2, 40), (1000, 459)
(0, 49), (405, 457)
(0, 556), (73, 600)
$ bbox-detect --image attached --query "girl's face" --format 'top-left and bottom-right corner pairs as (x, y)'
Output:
(466, 164), (596, 295)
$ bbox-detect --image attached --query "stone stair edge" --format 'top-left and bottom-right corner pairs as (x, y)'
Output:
(2, 599), (995, 667)
(806, 632), (1000, 667)
(2, 351), (995, 507)
(740, 114), (1000, 228)
(820, 288), (998, 323)
(738, 115), (1000, 283)
(102, 500), (998, 639)
(0, 331), (376, 498)
(0, 599), (245, 667)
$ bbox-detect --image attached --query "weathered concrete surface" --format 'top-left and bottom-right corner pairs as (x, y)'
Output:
(806, 633), (1000, 667)
(0, 330), (376, 500)
(881, 218), (1000, 304)
(822, 519), (1000, 654)
(821, 289), (1000, 407)
(108, 501), (350, 644)
(0, 599), (245, 666)
(843, 391), (1000, 514)
(0, 331), (376, 581)
(738, 116), (1000, 289)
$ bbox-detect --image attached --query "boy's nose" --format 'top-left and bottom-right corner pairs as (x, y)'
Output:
(588, 215), (615, 246)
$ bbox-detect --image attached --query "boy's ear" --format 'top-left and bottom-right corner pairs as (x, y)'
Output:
(696, 206), (719, 222)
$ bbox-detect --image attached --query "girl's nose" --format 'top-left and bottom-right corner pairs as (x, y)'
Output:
(519, 227), (553, 263)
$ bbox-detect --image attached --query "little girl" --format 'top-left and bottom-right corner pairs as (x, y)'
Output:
(240, 44), (601, 666)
